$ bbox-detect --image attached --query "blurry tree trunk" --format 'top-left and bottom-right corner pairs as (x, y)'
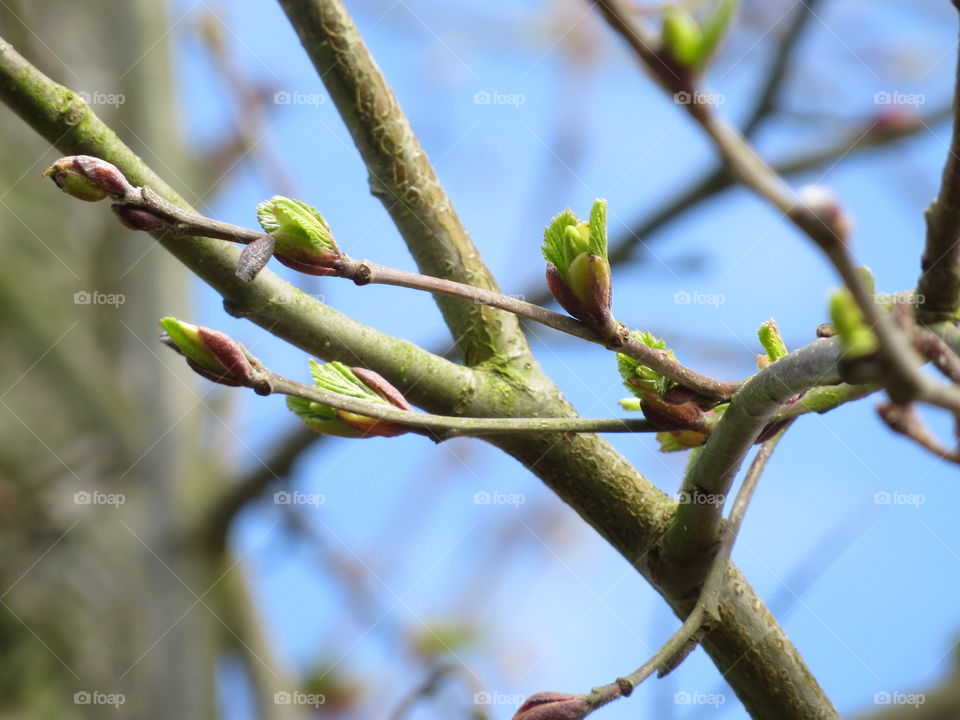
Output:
(0, 2), (229, 717)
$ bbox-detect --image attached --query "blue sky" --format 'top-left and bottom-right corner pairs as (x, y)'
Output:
(161, 1), (960, 717)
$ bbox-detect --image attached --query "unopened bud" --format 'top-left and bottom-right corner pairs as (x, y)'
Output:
(112, 203), (168, 231)
(43, 155), (133, 202)
(512, 692), (592, 720)
(757, 319), (788, 363)
(159, 317), (253, 386)
(829, 288), (877, 357)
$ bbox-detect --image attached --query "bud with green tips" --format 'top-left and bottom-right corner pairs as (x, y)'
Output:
(757, 319), (788, 363)
(542, 200), (614, 332)
(511, 692), (592, 720)
(159, 317), (254, 386)
(661, 5), (702, 68)
(618, 330), (709, 432)
(287, 359), (411, 438)
(256, 196), (341, 276)
(617, 330), (677, 399)
(43, 155), (132, 202)
(660, 0), (737, 74)
(829, 288), (877, 357)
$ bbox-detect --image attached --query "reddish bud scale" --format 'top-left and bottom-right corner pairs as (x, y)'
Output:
(639, 394), (706, 431)
(236, 235), (277, 282)
(185, 358), (244, 387)
(274, 251), (341, 277)
(197, 326), (254, 384)
(512, 692), (592, 720)
(545, 259), (613, 330)
(112, 203), (168, 231)
(335, 367), (412, 438)
(350, 367), (412, 411)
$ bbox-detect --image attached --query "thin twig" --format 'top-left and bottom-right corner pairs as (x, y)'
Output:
(591, 0), (960, 422)
(104, 179), (743, 402)
(261, 370), (658, 439)
(583, 424), (791, 713)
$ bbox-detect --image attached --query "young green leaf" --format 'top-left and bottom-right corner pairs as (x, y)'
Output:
(256, 196), (340, 272)
(542, 208), (581, 272)
(829, 288), (878, 357)
(588, 198), (608, 260)
(757, 319), (788, 363)
(661, 4), (703, 68)
(695, 0), (737, 68)
(617, 330), (678, 398)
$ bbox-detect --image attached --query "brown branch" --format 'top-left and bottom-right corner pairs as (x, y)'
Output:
(87, 173), (745, 403)
(918, 8), (960, 322)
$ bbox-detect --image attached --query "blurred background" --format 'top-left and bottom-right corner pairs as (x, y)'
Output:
(0, 0), (958, 718)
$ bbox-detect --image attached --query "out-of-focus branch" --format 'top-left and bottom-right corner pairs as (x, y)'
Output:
(194, 8), (296, 196)
(388, 663), (487, 720)
(741, 0), (822, 137)
(918, 8), (960, 322)
(853, 655), (960, 720)
(216, 551), (308, 720)
(202, 424), (321, 546)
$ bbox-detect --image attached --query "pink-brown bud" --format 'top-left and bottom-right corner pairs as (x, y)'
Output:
(112, 203), (168, 231)
(512, 692), (592, 720)
(43, 155), (132, 202)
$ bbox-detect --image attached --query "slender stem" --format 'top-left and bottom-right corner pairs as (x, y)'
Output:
(258, 369), (658, 438)
(591, 0), (960, 421)
(877, 402), (960, 465)
(102, 179), (743, 402)
(585, 424), (791, 713)
(337, 258), (740, 401)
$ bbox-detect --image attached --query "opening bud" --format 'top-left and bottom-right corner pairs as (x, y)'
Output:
(287, 360), (411, 438)
(542, 200), (614, 331)
(256, 196), (341, 275)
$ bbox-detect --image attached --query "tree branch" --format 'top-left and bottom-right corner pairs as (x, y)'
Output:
(741, 0), (822, 137)
(0, 35), (478, 416)
(81, 171), (743, 401)
(584, 423), (790, 714)
(918, 8), (960, 322)
(0, 28), (840, 720)
(276, 0), (529, 366)
(664, 337), (844, 577)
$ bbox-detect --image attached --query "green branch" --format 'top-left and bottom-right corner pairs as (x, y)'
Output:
(0, 35), (476, 414)
(276, 0), (529, 367)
